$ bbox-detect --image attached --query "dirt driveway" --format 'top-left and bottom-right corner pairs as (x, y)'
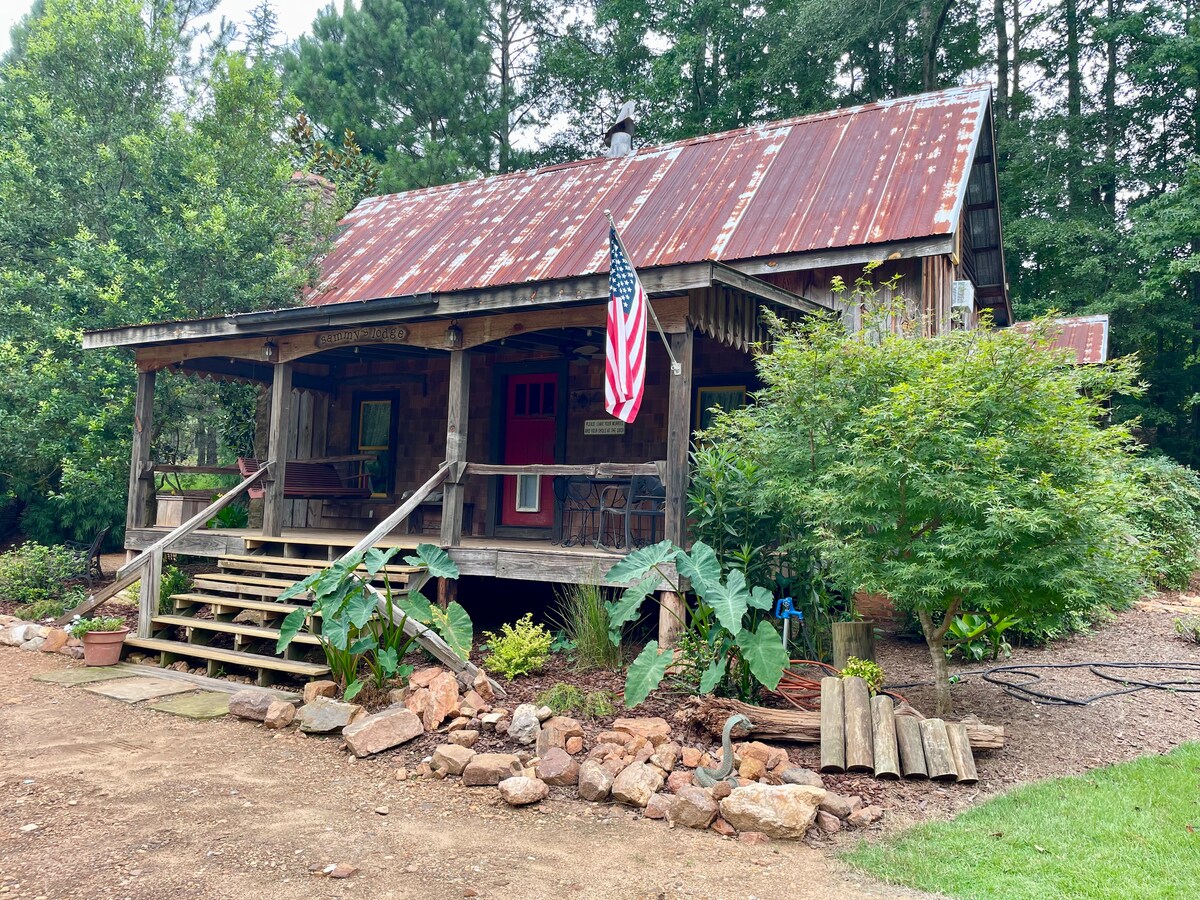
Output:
(0, 651), (920, 900)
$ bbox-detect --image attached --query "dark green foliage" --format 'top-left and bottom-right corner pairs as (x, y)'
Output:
(549, 581), (621, 670)
(0, 542), (86, 605)
(1124, 455), (1200, 590)
(536, 682), (585, 715)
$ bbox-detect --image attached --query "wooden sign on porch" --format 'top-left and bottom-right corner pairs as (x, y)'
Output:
(584, 419), (626, 435)
(314, 325), (409, 349)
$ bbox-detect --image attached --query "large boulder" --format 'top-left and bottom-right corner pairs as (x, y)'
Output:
(462, 753), (523, 786)
(507, 703), (542, 746)
(668, 785), (719, 830)
(611, 762), (665, 808)
(297, 696), (365, 734)
(342, 707), (424, 757)
(534, 747), (580, 787)
(718, 784), (825, 839)
(228, 689), (278, 722)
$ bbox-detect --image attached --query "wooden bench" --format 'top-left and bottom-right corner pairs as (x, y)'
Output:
(237, 458), (374, 501)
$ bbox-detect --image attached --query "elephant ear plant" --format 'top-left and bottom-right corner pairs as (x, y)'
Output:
(604, 540), (789, 706)
(274, 543), (471, 701)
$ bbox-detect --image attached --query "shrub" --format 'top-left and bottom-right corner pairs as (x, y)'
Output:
(1125, 455), (1200, 589)
(483, 613), (553, 680)
(0, 542), (85, 605)
(840, 656), (885, 694)
(130, 564), (192, 614)
(550, 581), (621, 670)
(1175, 616), (1200, 644)
(706, 290), (1149, 715)
(581, 689), (616, 718)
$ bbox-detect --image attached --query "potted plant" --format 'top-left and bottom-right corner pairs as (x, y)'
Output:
(68, 616), (130, 666)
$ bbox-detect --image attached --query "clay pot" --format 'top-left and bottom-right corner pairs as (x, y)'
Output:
(81, 628), (129, 667)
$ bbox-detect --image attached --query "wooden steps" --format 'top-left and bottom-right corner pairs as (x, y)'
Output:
(124, 637), (330, 680)
(151, 614), (323, 647)
(168, 592), (309, 615)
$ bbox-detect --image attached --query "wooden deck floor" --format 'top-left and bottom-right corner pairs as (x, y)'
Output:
(125, 526), (648, 586)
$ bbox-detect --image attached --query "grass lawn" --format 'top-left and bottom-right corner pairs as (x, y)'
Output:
(845, 742), (1200, 900)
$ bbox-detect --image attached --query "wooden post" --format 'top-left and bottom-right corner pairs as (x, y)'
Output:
(870, 694), (901, 780)
(832, 620), (876, 669)
(819, 676), (846, 773)
(126, 370), (156, 530)
(843, 676), (874, 772)
(945, 722), (979, 784)
(137, 549), (163, 639)
(658, 327), (694, 647)
(262, 362), (293, 537)
(919, 718), (958, 782)
(895, 715), (928, 779)
(440, 349), (470, 547)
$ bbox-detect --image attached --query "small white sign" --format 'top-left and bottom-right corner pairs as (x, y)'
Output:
(584, 419), (626, 435)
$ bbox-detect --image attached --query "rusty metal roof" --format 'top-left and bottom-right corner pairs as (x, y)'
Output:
(307, 85), (993, 307)
(1011, 315), (1110, 364)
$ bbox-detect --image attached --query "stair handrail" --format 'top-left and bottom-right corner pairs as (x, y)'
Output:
(55, 464), (271, 628)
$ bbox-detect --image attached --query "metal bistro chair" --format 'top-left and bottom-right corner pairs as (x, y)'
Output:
(596, 474), (666, 550)
(65, 525), (110, 590)
(555, 475), (602, 547)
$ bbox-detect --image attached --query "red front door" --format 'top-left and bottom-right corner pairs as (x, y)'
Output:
(501, 373), (557, 528)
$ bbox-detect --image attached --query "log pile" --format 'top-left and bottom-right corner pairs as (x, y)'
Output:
(689, 685), (1000, 785)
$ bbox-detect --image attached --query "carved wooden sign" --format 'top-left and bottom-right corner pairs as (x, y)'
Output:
(314, 325), (409, 349)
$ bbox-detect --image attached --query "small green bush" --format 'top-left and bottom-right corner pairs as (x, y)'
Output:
(0, 542), (85, 605)
(550, 581), (621, 670)
(483, 613), (553, 680)
(582, 689), (616, 718)
(536, 682), (585, 715)
(840, 656), (885, 694)
(1175, 616), (1200, 644)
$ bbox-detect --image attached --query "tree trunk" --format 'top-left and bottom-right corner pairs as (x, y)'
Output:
(1065, 0), (1085, 211)
(994, 0), (1009, 120)
(917, 608), (954, 716)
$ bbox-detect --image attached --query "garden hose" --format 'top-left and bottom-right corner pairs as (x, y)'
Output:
(888, 661), (1200, 707)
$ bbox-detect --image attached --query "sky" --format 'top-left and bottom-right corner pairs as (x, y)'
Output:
(0, 0), (331, 57)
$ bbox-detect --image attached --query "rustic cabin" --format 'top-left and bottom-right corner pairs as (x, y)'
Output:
(80, 84), (1011, 682)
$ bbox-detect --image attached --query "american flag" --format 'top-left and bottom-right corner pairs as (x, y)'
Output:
(605, 225), (647, 423)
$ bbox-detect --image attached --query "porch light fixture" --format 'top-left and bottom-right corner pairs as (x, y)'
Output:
(446, 323), (463, 349)
(262, 340), (277, 361)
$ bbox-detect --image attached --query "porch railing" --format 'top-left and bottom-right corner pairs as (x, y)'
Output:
(54, 464), (272, 631)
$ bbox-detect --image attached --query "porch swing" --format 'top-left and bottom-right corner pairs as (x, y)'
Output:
(236, 457), (374, 500)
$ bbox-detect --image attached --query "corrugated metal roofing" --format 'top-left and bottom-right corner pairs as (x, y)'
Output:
(1012, 314), (1110, 364)
(307, 84), (992, 307)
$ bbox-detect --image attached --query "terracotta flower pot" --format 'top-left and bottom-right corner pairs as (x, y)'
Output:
(81, 627), (129, 667)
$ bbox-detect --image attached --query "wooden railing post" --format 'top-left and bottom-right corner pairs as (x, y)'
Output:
(440, 349), (470, 548)
(138, 549), (163, 639)
(263, 361), (293, 537)
(127, 370), (156, 530)
(660, 327), (694, 646)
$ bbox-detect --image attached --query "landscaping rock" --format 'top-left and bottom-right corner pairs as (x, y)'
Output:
(535, 747), (580, 787)
(21, 636), (45, 652)
(612, 717), (671, 746)
(449, 729), (479, 748)
(535, 705), (553, 722)
(644, 792), (673, 820)
(462, 688), (488, 711)
(479, 711), (504, 731)
(779, 766), (824, 789)
(600, 755), (630, 778)
(0, 624), (32, 646)
(431, 743), (475, 776)
(343, 707), (424, 757)
(229, 689), (278, 722)
(739, 831), (771, 845)
(472, 668), (496, 701)
(328, 863), (358, 879)
(565, 736), (584, 755)
(668, 785), (719, 830)
(298, 696), (366, 734)
(264, 701), (296, 730)
(666, 770), (693, 794)
(39, 629), (69, 654)
(710, 781), (733, 801)
(738, 757), (767, 781)
(719, 784), (825, 840)
(462, 753), (523, 786)
(498, 776), (548, 806)
(507, 703), (542, 746)
(815, 811), (842, 834)
(422, 671), (461, 730)
(736, 741), (789, 771)
(847, 804), (884, 828)
(611, 762), (665, 808)
(710, 818), (736, 837)
(441, 715), (472, 732)
(536, 716), (584, 755)
(819, 792), (855, 820)
(302, 680), (338, 703)
(409, 666), (445, 688)
(596, 730), (626, 745)
(577, 759), (614, 802)
(681, 747), (703, 768)
(649, 741), (681, 772)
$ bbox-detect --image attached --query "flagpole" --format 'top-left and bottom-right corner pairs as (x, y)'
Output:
(605, 210), (683, 377)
